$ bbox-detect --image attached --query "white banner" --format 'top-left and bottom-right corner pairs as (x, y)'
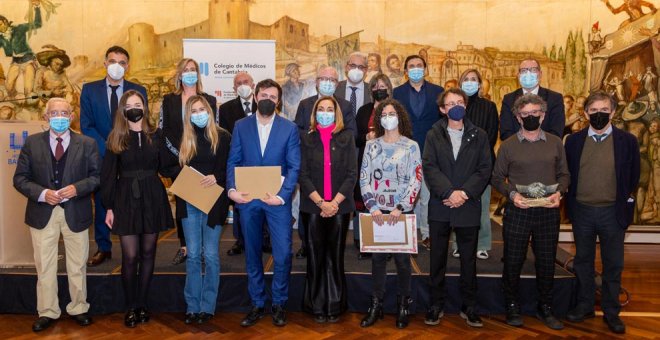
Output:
(183, 39), (276, 105)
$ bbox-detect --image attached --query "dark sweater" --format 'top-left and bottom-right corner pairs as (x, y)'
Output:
(576, 135), (616, 206)
(465, 94), (499, 164)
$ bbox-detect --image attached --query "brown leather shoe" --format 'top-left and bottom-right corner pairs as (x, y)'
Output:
(87, 250), (111, 267)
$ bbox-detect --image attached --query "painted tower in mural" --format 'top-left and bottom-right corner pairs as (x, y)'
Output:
(209, 0), (250, 39)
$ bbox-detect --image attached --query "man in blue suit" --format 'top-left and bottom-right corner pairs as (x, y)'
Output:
(393, 55), (444, 248)
(80, 45), (148, 266)
(227, 79), (301, 327)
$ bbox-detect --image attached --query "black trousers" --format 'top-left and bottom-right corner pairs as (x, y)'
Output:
(429, 221), (479, 309)
(372, 252), (411, 299)
(502, 203), (560, 306)
(572, 202), (625, 317)
(301, 212), (350, 316)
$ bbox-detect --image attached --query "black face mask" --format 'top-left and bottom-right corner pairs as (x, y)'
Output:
(258, 99), (276, 117)
(124, 108), (144, 123)
(372, 89), (389, 102)
(589, 111), (610, 130)
(521, 115), (541, 131)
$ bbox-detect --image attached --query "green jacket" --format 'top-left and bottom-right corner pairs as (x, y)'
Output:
(0, 7), (41, 57)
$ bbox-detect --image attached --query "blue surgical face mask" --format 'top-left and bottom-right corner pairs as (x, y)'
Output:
(190, 111), (209, 128)
(181, 71), (198, 87)
(316, 111), (335, 127)
(461, 81), (479, 96)
(447, 105), (466, 121)
(318, 80), (336, 96)
(408, 67), (425, 82)
(49, 116), (70, 133)
(519, 71), (539, 89)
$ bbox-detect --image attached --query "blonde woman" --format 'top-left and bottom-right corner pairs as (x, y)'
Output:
(176, 95), (231, 324)
(100, 90), (176, 327)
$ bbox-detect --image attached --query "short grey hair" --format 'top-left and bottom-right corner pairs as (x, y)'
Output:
(347, 51), (367, 65)
(45, 97), (72, 114)
(316, 65), (339, 79)
(512, 93), (547, 116)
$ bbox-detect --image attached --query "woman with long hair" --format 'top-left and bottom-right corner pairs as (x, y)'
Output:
(101, 90), (175, 328)
(177, 95), (231, 324)
(359, 98), (422, 329)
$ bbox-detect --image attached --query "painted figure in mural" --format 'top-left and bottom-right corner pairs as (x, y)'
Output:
(563, 95), (576, 136)
(365, 52), (382, 83)
(601, 0), (657, 29)
(565, 95), (590, 135)
(500, 58), (565, 141)
(282, 63), (304, 121)
(641, 66), (657, 111)
(627, 70), (641, 102)
(565, 91), (640, 335)
(627, 119), (650, 223)
(605, 76), (626, 104)
(385, 54), (404, 87)
(444, 79), (458, 90)
(588, 22), (605, 54)
(34, 46), (74, 110)
(393, 54), (444, 250)
(0, 0), (43, 101)
(336, 52), (373, 117)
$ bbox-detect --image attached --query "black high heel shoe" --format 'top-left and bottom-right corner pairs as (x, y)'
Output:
(124, 309), (138, 328)
(137, 307), (150, 323)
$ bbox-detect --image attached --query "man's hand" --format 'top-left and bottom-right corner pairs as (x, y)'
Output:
(200, 175), (216, 188)
(105, 209), (114, 229)
(387, 208), (401, 225)
(44, 189), (62, 205)
(261, 192), (282, 206)
(57, 185), (77, 199)
(443, 190), (467, 208)
(229, 190), (251, 204)
(546, 192), (562, 208)
(512, 192), (530, 209)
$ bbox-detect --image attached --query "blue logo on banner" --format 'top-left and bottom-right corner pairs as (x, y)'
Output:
(7, 130), (28, 165)
(199, 62), (209, 76)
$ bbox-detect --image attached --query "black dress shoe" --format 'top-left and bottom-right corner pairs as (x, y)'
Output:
(566, 306), (595, 323)
(184, 313), (198, 324)
(137, 307), (150, 323)
(327, 315), (339, 323)
(314, 314), (327, 323)
(171, 248), (187, 265)
(240, 306), (264, 327)
(32, 316), (57, 332)
(295, 247), (306, 259)
(70, 313), (92, 326)
(536, 304), (564, 330)
(227, 242), (243, 256)
(604, 315), (626, 334)
(197, 312), (213, 324)
(505, 302), (523, 327)
(271, 305), (287, 327)
(124, 309), (138, 328)
(87, 250), (111, 267)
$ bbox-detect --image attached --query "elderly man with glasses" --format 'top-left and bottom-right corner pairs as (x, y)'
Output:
(492, 93), (570, 331)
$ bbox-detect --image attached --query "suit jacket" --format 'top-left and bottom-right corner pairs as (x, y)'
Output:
(218, 96), (257, 134)
(13, 131), (101, 232)
(564, 127), (641, 229)
(294, 94), (357, 137)
(336, 80), (373, 114)
(80, 78), (148, 157)
(227, 114), (301, 204)
(160, 92), (217, 159)
(393, 81), (444, 153)
(499, 87), (565, 141)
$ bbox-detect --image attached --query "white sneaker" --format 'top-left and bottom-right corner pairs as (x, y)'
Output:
(452, 249), (460, 258)
(476, 250), (489, 260)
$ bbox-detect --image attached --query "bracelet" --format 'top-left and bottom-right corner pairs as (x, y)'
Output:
(315, 199), (324, 207)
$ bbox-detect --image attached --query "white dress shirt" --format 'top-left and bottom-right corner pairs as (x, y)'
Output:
(344, 81), (365, 114)
(242, 98), (253, 116)
(257, 113), (275, 156)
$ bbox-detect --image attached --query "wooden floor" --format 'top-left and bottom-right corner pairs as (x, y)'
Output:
(2, 243), (659, 339)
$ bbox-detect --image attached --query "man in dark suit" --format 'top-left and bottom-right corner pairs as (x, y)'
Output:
(335, 52), (373, 117)
(564, 91), (640, 334)
(13, 98), (100, 332)
(499, 58), (565, 141)
(393, 54), (444, 248)
(79, 45), (147, 266)
(227, 79), (300, 327)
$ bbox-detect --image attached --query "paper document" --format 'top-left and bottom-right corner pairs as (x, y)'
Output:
(373, 220), (407, 243)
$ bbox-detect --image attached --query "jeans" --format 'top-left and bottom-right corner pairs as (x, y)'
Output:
(415, 178), (430, 239)
(572, 202), (625, 317)
(452, 185), (492, 251)
(182, 203), (222, 314)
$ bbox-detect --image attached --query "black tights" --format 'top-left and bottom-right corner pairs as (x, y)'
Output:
(120, 233), (158, 309)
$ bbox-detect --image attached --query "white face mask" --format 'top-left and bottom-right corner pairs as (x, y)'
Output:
(380, 115), (399, 131)
(107, 63), (125, 80)
(347, 68), (364, 84)
(236, 84), (253, 99)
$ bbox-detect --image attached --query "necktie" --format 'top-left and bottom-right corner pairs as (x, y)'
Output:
(349, 86), (357, 116)
(110, 85), (120, 124)
(244, 101), (251, 115)
(594, 133), (608, 142)
(55, 137), (64, 161)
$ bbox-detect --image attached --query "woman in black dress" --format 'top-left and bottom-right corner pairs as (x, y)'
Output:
(101, 90), (175, 328)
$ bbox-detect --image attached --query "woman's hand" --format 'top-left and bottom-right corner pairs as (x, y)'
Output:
(200, 175), (216, 188)
(387, 208), (401, 224)
(320, 201), (338, 217)
(366, 131), (376, 141)
(105, 209), (114, 229)
(371, 209), (385, 225)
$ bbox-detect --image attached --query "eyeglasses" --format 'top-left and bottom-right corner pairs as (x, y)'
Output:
(347, 63), (367, 71)
(519, 67), (540, 74)
(317, 76), (338, 82)
(444, 101), (465, 108)
(47, 110), (72, 118)
(518, 109), (543, 117)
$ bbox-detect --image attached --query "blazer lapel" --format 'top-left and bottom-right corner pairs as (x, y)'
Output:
(246, 115), (263, 162)
(40, 132), (54, 188)
(97, 80), (111, 118)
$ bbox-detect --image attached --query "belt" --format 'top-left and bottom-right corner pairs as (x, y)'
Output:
(120, 170), (157, 199)
(12, 54), (35, 64)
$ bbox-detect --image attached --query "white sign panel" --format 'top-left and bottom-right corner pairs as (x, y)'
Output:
(183, 39), (276, 105)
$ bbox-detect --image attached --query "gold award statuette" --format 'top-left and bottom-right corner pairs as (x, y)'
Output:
(515, 182), (559, 207)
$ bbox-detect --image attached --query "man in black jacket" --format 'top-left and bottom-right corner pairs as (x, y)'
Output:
(13, 98), (100, 332)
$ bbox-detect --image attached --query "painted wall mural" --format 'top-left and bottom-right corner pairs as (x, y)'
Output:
(1, 0), (659, 225)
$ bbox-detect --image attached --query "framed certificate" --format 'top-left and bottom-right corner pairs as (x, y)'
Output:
(358, 213), (417, 254)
